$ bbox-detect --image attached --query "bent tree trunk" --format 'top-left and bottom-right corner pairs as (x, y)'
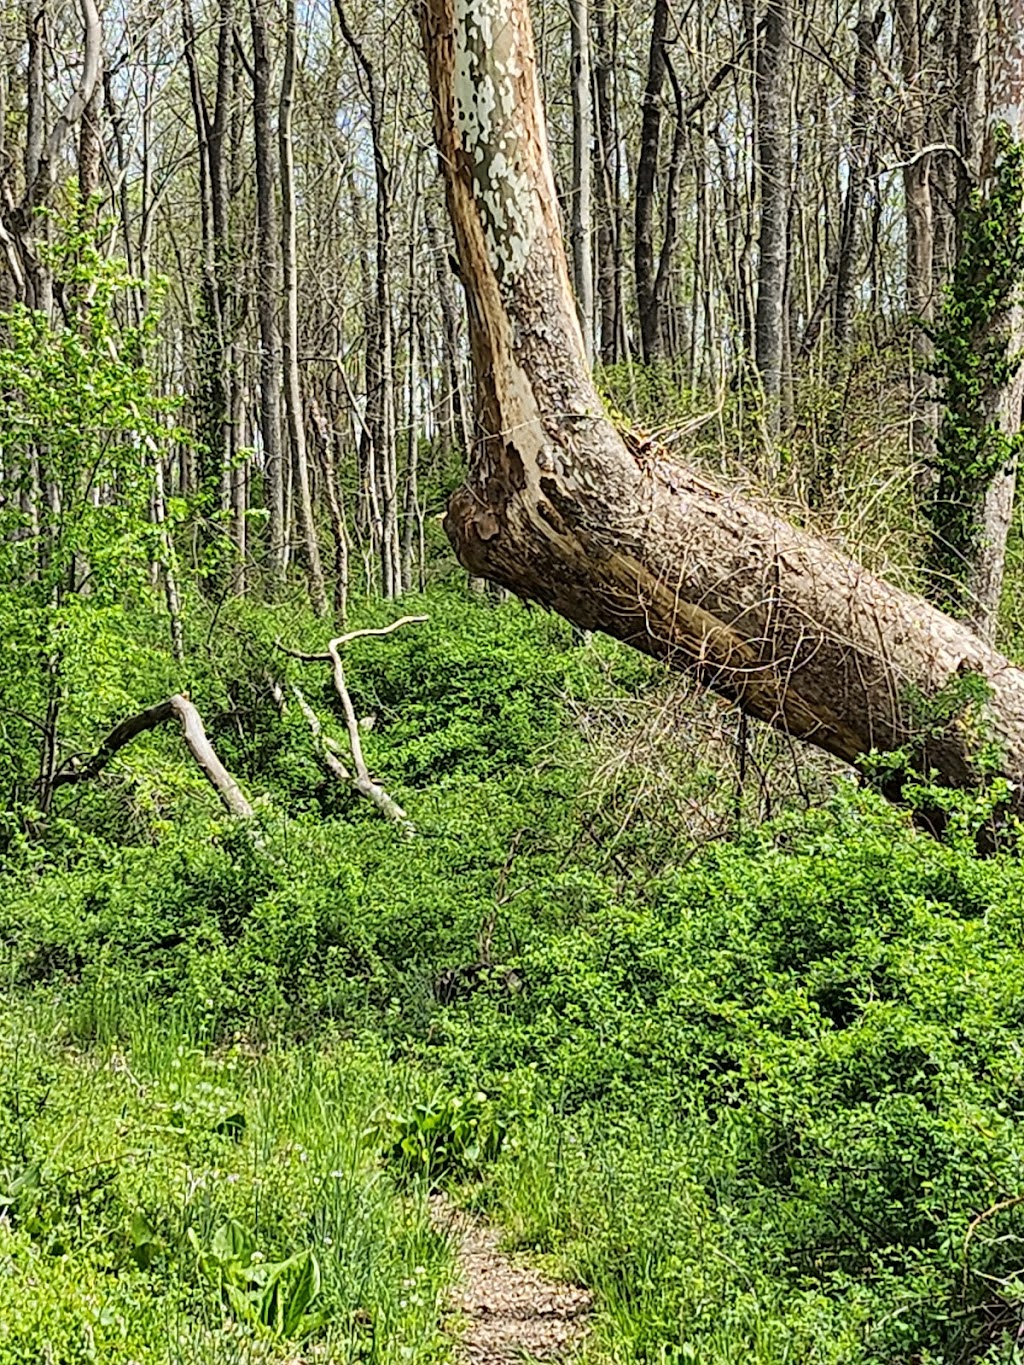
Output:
(420, 0), (1024, 813)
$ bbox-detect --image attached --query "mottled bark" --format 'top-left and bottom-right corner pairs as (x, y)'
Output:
(420, 0), (1024, 821)
(964, 0), (1024, 639)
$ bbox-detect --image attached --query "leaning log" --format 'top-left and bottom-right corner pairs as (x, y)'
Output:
(420, 0), (1024, 813)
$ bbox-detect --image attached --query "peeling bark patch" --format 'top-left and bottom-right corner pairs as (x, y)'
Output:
(504, 441), (527, 490)
(454, 0), (542, 281)
(537, 498), (569, 535)
(539, 477), (585, 530)
(477, 509), (500, 540)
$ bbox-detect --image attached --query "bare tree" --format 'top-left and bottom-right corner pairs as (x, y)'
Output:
(833, 0), (881, 347)
(334, 0), (400, 598)
(569, 0), (594, 360)
(248, 0), (286, 582)
(280, 0), (328, 616)
(634, 0), (669, 362)
(926, 0), (1024, 639)
(592, 0), (623, 363)
(753, 0), (790, 428)
(0, 0), (103, 310)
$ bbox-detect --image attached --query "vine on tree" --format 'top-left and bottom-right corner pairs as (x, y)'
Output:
(925, 128), (1024, 615)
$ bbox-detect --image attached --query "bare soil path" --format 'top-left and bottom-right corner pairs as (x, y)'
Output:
(431, 1195), (592, 1362)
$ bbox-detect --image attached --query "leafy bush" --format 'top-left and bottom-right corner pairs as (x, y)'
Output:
(426, 785), (1024, 1361)
(384, 1087), (512, 1183)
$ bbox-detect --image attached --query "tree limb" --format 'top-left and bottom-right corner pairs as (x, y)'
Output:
(49, 694), (253, 819)
(24, 0), (104, 212)
(275, 615), (425, 834)
(276, 614), (428, 662)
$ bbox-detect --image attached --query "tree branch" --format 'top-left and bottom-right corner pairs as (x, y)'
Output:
(275, 615), (425, 833)
(25, 0), (104, 212)
(50, 694), (253, 819)
(276, 615), (428, 662)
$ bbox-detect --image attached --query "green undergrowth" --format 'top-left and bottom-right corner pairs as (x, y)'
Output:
(0, 995), (453, 1364)
(4, 589), (1024, 1361)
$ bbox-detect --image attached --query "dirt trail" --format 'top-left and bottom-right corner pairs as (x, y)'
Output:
(431, 1195), (592, 1362)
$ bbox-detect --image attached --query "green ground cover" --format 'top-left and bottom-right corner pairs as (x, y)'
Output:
(3, 590), (1024, 1363)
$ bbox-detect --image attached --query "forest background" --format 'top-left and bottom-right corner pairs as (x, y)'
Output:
(3, 0), (1024, 1361)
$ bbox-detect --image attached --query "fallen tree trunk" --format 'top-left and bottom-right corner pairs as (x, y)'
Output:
(420, 0), (1024, 815)
(49, 694), (254, 819)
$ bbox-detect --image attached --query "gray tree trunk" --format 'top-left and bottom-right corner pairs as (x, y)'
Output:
(753, 0), (790, 429)
(964, 0), (1024, 639)
(634, 0), (669, 362)
(248, 0), (286, 583)
(569, 0), (595, 361)
(280, 0), (328, 617)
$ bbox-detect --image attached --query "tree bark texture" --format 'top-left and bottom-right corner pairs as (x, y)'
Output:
(895, 0), (937, 466)
(0, 0), (101, 312)
(634, 0), (669, 363)
(965, 0), (1024, 638)
(420, 0), (1024, 816)
(426, 208), (473, 456)
(334, 0), (401, 598)
(833, 0), (880, 347)
(592, 0), (622, 364)
(753, 0), (790, 424)
(248, 0), (286, 580)
(280, 0), (328, 617)
(569, 0), (594, 361)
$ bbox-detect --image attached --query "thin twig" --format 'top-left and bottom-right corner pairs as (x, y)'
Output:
(963, 1194), (1024, 1297)
(275, 614), (428, 662)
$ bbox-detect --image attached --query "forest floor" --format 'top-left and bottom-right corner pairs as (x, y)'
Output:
(431, 1196), (591, 1362)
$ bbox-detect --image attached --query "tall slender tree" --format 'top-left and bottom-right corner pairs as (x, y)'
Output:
(248, 0), (286, 581)
(280, 0), (328, 616)
(569, 0), (594, 360)
(753, 0), (790, 427)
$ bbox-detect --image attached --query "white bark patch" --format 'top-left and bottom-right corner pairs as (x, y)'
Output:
(454, 0), (544, 282)
(992, 0), (1024, 138)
